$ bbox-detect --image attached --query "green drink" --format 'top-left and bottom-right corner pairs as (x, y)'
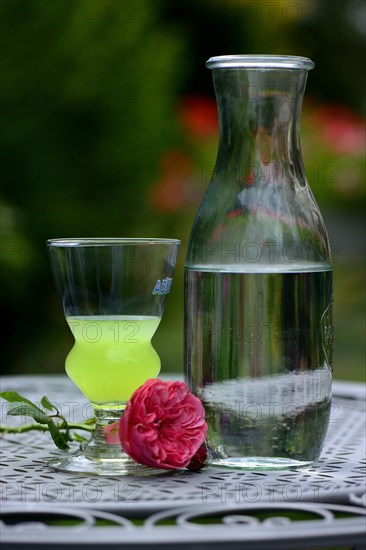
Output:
(66, 316), (161, 404)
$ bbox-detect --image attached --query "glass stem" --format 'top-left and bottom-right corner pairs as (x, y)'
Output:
(84, 403), (127, 462)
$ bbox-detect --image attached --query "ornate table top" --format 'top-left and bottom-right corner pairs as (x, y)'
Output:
(0, 375), (365, 549)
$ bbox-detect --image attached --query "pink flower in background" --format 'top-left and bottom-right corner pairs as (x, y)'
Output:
(308, 104), (365, 155)
(119, 379), (207, 470)
(149, 149), (204, 213)
(149, 149), (193, 213)
(178, 94), (218, 139)
(149, 94), (220, 214)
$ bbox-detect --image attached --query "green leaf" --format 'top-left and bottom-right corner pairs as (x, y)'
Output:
(40, 395), (56, 412)
(72, 432), (88, 443)
(46, 418), (70, 451)
(7, 403), (50, 425)
(0, 391), (37, 407)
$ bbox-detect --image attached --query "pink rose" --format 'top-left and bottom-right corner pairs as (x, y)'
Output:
(119, 378), (207, 470)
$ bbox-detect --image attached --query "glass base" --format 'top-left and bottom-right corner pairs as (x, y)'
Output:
(208, 457), (313, 471)
(47, 402), (171, 476)
(48, 452), (170, 476)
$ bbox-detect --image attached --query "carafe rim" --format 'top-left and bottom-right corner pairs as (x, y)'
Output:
(206, 55), (314, 71)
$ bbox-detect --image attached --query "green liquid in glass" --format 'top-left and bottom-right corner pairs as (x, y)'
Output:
(66, 316), (161, 403)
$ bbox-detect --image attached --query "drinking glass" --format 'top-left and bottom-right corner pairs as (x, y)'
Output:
(47, 238), (180, 475)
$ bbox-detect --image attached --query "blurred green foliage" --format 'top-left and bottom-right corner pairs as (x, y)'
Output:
(1, 0), (365, 381)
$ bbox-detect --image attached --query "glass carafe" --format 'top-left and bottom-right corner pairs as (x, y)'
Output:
(184, 55), (333, 470)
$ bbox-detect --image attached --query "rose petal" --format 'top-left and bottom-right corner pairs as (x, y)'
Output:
(103, 421), (121, 445)
(187, 444), (207, 471)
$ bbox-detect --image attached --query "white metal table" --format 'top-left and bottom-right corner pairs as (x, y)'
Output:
(0, 375), (365, 549)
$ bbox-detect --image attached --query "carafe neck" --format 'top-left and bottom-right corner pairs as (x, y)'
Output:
(212, 68), (308, 184)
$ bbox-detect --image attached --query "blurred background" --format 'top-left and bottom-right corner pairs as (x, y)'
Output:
(1, 0), (365, 381)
